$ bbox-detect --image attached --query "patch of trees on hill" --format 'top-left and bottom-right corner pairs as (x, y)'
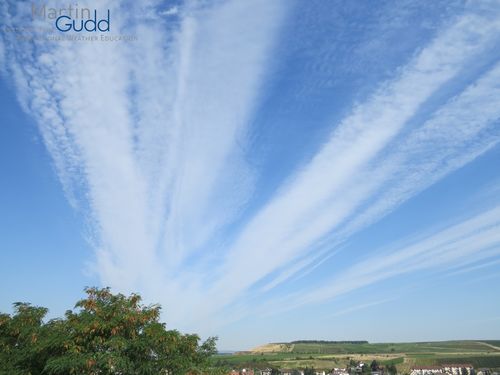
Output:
(290, 340), (369, 344)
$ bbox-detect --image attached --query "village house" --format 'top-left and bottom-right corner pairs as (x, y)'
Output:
(411, 366), (444, 375)
(371, 364), (385, 375)
(331, 368), (349, 375)
(229, 370), (254, 375)
(442, 364), (474, 375)
(352, 363), (366, 374)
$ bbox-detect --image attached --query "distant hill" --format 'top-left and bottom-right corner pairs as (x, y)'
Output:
(217, 350), (237, 355)
(249, 340), (500, 355)
(216, 340), (500, 372)
(290, 340), (368, 345)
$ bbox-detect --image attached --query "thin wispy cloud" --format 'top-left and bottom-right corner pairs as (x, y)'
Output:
(204, 6), (500, 308)
(445, 258), (500, 277)
(1, 0), (499, 345)
(329, 298), (395, 319)
(302, 205), (500, 306)
(247, 205), (500, 319)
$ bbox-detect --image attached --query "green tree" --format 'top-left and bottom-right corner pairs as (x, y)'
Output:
(0, 302), (51, 375)
(304, 367), (316, 375)
(387, 364), (398, 375)
(0, 287), (218, 375)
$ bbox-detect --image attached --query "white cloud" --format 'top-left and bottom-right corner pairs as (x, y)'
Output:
(0, 0), (291, 326)
(204, 9), (500, 310)
(445, 258), (500, 277)
(251, 205), (500, 316)
(329, 298), (395, 318)
(160, 6), (178, 16)
(1, 0), (499, 342)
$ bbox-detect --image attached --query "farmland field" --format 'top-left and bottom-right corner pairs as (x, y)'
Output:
(212, 340), (500, 372)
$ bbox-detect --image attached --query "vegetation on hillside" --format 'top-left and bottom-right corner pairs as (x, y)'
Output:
(213, 340), (500, 372)
(290, 341), (369, 345)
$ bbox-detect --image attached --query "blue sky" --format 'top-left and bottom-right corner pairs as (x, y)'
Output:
(1, 0), (500, 350)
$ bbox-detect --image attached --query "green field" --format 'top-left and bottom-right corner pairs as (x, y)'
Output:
(212, 340), (500, 372)
(282, 341), (498, 354)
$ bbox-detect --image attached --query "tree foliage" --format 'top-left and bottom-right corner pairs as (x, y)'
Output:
(387, 364), (398, 375)
(290, 340), (368, 344)
(0, 287), (218, 374)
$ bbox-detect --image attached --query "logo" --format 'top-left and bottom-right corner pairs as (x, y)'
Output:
(32, 4), (110, 32)
(56, 9), (109, 32)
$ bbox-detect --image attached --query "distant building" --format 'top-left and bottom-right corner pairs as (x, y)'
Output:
(411, 366), (443, 375)
(411, 364), (475, 375)
(349, 366), (363, 374)
(356, 365), (365, 374)
(260, 369), (273, 375)
(228, 370), (255, 375)
(442, 364), (474, 375)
